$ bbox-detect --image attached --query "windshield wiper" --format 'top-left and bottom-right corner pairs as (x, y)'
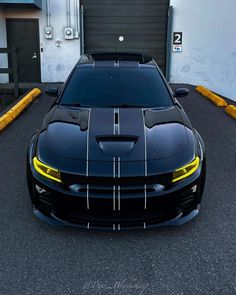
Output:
(108, 104), (144, 108)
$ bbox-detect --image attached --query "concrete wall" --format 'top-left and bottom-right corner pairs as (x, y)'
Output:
(170, 0), (236, 101)
(3, 0), (81, 82)
(0, 7), (8, 83)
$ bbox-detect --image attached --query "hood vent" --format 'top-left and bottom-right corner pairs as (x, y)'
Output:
(96, 135), (138, 157)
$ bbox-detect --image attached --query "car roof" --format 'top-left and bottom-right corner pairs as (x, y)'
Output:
(76, 52), (157, 69)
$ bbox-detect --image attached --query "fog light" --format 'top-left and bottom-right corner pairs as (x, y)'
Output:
(35, 184), (46, 194)
(191, 185), (197, 193)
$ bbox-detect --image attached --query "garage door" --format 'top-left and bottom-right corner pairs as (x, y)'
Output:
(81, 0), (170, 74)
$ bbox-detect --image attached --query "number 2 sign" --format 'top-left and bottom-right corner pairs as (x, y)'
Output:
(173, 32), (183, 52)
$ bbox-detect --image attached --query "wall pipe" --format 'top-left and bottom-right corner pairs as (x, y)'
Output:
(67, 0), (71, 27)
(74, 0), (79, 33)
(166, 6), (174, 81)
(74, 0), (79, 38)
(80, 5), (85, 54)
(46, 0), (50, 27)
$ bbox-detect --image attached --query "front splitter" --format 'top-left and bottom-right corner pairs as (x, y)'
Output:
(33, 205), (200, 231)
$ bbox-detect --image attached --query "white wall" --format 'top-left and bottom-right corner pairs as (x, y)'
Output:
(3, 0), (80, 82)
(0, 7), (8, 83)
(170, 0), (236, 101)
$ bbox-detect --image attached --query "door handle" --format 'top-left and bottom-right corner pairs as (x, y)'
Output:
(32, 53), (37, 59)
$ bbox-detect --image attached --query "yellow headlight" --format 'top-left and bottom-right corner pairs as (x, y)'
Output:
(172, 156), (200, 183)
(33, 157), (62, 183)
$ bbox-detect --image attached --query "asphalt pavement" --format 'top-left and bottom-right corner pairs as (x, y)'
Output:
(0, 84), (235, 295)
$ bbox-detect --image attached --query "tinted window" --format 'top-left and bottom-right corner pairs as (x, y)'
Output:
(60, 68), (173, 108)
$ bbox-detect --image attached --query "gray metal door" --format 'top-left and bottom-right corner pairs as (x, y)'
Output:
(6, 18), (41, 82)
(81, 0), (169, 74)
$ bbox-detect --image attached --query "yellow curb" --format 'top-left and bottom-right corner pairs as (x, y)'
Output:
(196, 86), (228, 107)
(225, 105), (236, 120)
(0, 88), (41, 132)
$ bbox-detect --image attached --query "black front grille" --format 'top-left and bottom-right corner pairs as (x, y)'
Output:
(50, 195), (177, 225)
(62, 173), (173, 187)
(36, 188), (196, 225)
(34, 176), (198, 228)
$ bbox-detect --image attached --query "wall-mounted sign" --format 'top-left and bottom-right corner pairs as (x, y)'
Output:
(173, 32), (183, 52)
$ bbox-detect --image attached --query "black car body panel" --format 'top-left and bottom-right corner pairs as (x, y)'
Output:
(27, 52), (206, 230)
(37, 105), (195, 172)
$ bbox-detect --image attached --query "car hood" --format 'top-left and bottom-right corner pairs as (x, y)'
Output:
(37, 105), (196, 175)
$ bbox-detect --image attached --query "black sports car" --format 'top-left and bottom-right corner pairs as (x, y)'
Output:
(27, 52), (206, 230)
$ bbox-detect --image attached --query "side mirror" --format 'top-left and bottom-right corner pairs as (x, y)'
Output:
(45, 87), (59, 97)
(174, 88), (189, 98)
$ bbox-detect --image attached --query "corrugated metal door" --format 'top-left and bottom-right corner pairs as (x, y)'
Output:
(81, 0), (170, 74)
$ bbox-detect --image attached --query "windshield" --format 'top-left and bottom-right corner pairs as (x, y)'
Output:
(60, 67), (173, 108)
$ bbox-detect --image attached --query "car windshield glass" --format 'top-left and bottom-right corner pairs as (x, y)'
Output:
(60, 67), (173, 108)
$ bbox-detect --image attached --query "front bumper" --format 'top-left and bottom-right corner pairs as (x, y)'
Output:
(27, 165), (205, 230)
